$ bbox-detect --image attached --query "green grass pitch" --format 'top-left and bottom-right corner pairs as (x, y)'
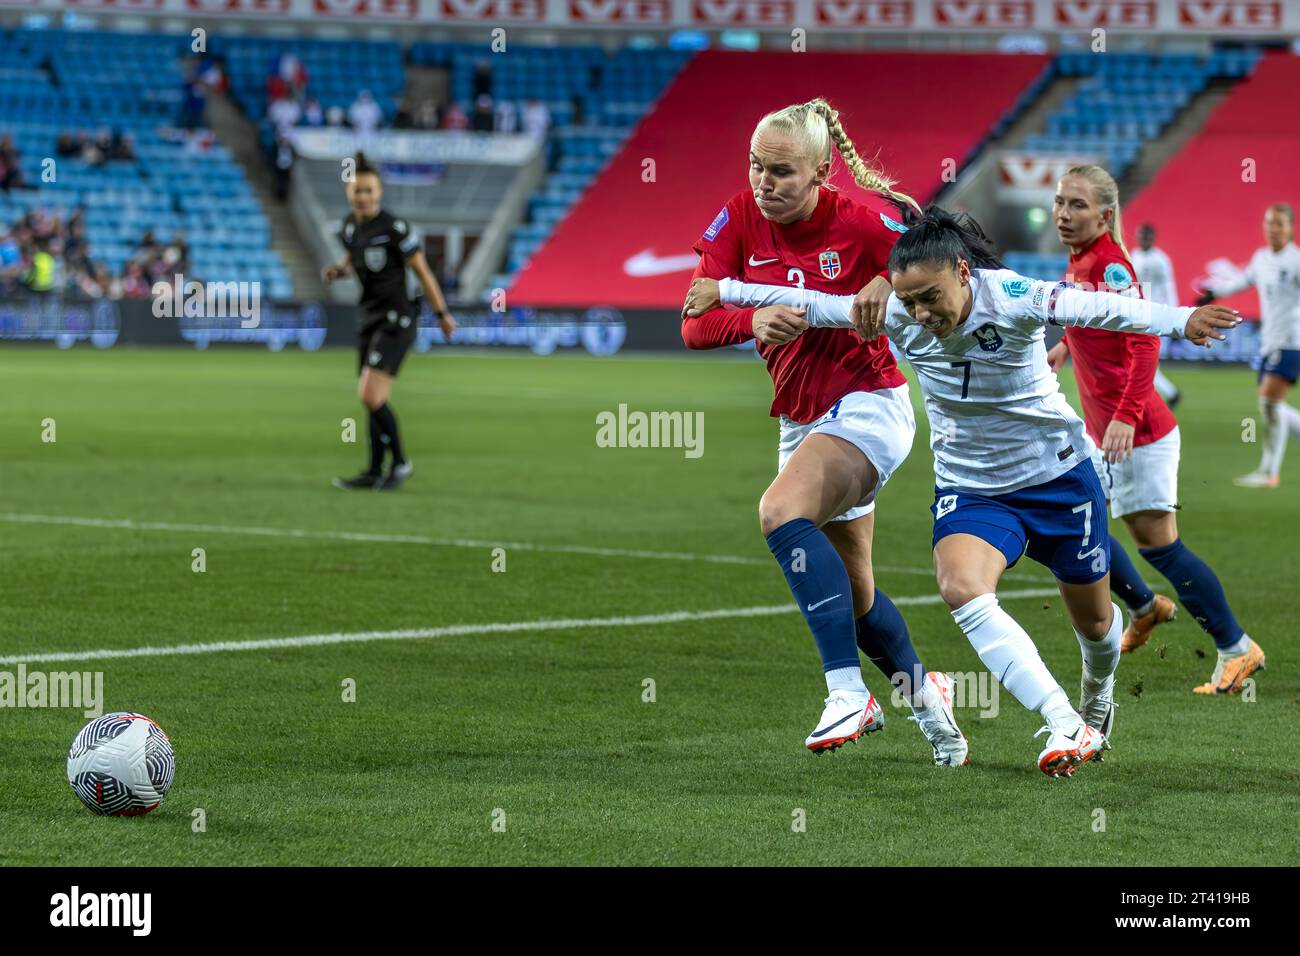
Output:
(0, 346), (1295, 866)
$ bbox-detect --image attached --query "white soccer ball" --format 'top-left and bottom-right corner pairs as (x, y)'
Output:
(66, 712), (175, 816)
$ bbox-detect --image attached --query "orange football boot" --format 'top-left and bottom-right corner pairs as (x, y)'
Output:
(1121, 594), (1177, 653)
(1193, 639), (1266, 695)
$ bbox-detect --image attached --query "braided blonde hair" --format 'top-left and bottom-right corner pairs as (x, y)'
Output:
(753, 98), (920, 213)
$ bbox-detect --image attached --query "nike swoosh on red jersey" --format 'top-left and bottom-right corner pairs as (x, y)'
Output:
(623, 249), (699, 277)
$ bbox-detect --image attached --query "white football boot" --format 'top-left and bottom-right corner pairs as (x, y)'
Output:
(1078, 672), (1116, 759)
(1233, 470), (1279, 489)
(908, 671), (969, 767)
(805, 689), (884, 754)
(1034, 720), (1106, 778)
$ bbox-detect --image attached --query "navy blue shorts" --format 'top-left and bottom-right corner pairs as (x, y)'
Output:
(1256, 348), (1300, 385)
(931, 461), (1111, 584)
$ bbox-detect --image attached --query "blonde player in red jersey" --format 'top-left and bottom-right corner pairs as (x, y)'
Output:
(680, 98), (968, 766)
(1048, 165), (1264, 695)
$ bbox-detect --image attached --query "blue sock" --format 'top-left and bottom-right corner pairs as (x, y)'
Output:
(1108, 534), (1155, 611)
(1139, 539), (1244, 651)
(855, 589), (924, 699)
(766, 518), (859, 673)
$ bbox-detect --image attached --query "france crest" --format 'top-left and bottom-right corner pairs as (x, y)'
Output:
(972, 323), (1004, 352)
(819, 250), (841, 279)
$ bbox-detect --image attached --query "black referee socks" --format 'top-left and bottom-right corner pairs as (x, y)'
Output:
(372, 403), (406, 468)
(367, 410), (385, 476)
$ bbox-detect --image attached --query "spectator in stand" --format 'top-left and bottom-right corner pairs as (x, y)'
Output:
(159, 233), (189, 278)
(279, 53), (308, 101)
(196, 55), (227, 97)
(303, 97), (324, 127)
(109, 130), (135, 161)
(273, 134), (295, 201)
(267, 72), (287, 104)
(494, 99), (518, 134)
(22, 237), (57, 294)
(179, 60), (209, 130)
(0, 134), (26, 191)
(269, 94), (302, 136)
(522, 98), (550, 141)
(80, 131), (107, 167)
(120, 261), (151, 299)
(348, 90), (382, 148)
(415, 99), (440, 130)
(56, 132), (79, 158)
(64, 211), (86, 263)
(441, 102), (469, 131)
(471, 94), (495, 133)
(0, 228), (22, 293)
(472, 59), (493, 99)
(76, 260), (108, 299)
(394, 98), (415, 130)
(326, 106), (347, 128)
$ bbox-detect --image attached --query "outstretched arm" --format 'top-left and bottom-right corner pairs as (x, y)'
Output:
(1045, 284), (1238, 346)
(718, 277), (855, 329)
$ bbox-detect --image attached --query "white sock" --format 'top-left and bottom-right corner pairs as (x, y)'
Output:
(951, 593), (1064, 714)
(1278, 401), (1300, 439)
(1153, 367), (1178, 402)
(1220, 634), (1250, 656)
(1076, 602), (1123, 684)
(1039, 688), (1082, 732)
(825, 666), (867, 695)
(1259, 398), (1289, 476)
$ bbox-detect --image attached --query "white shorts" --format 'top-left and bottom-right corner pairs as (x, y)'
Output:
(1090, 426), (1180, 519)
(777, 384), (916, 522)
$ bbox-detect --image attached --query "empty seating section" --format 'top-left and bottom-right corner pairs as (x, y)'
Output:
(0, 28), (293, 301)
(1024, 50), (1262, 179)
(1003, 49), (1262, 284)
(214, 35), (404, 125)
(411, 44), (694, 293)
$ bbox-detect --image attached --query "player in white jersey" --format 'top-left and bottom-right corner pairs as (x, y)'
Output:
(1130, 224), (1181, 406)
(1198, 203), (1300, 487)
(687, 208), (1239, 777)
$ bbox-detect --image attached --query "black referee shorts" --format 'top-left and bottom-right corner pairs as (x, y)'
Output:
(357, 315), (417, 377)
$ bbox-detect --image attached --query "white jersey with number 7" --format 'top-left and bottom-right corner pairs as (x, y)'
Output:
(718, 268), (1196, 496)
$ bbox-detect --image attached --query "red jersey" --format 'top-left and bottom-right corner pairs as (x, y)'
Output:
(1063, 232), (1177, 448)
(682, 187), (907, 424)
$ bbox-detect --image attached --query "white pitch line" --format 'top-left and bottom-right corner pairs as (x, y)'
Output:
(0, 588), (1060, 665)
(0, 511), (767, 566)
(0, 512), (1051, 580)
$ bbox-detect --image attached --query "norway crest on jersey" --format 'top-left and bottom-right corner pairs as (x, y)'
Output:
(364, 245), (388, 272)
(972, 323), (1004, 352)
(819, 251), (841, 279)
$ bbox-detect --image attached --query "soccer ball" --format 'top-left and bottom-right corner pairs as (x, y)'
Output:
(66, 712), (175, 816)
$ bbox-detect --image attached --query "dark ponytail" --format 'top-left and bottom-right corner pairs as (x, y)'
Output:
(353, 151), (380, 180)
(887, 205), (1004, 275)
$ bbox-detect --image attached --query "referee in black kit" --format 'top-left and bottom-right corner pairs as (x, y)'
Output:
(322, 153), (457, 491)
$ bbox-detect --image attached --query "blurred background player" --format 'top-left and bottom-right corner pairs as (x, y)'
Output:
(323, 153), (457, 492)
(1049, 166), (1264, 695)
(681, 99), (967, 766)
(704, 207), (1243, 775)
(1198, 203), (1300, 489)
(1130, 223), (1181, 407)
